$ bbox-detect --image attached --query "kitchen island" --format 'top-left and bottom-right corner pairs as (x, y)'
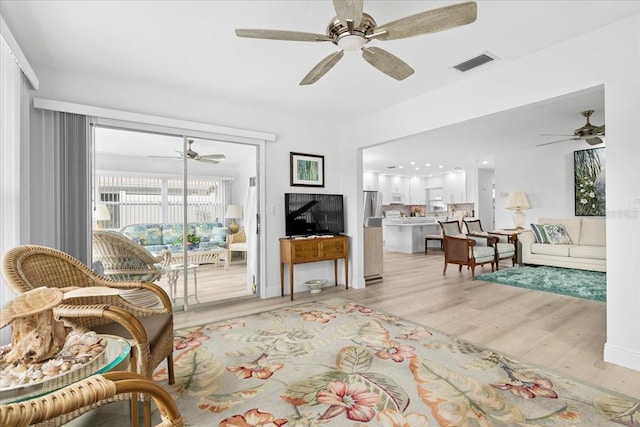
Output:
(383, 217), (444, 253)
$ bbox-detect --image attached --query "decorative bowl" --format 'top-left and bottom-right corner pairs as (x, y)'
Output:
(305, 279), (327, 294)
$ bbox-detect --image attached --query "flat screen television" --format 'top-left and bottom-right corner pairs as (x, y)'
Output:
(284, 193), (344, 237)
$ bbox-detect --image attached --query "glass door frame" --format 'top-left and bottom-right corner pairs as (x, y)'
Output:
(90, 117), (266, 312)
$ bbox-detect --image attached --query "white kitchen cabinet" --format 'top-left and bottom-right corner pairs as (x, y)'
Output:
(408, 177), (426, 205)
(443, 172), (466, 204)
(379, 175), (409, 205)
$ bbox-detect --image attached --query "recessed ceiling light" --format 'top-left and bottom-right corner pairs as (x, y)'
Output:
(482, 160), (488, 165)
(415, 167), (420, 170)
(438, 165), (444, 169)
(410, 161), (415, 165)
(425, 163), (430, 167)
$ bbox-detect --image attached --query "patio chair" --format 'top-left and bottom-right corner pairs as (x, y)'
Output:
(92, 230), (171, 282)
(439, 220), (496, 280)
(225, 230), (247, 270)
(463, 219), (516, 269)
(0, 371), (184, 427)
(1, 245), (176, 426)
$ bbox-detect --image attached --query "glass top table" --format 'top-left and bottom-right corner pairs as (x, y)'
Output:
(0, 334), (130, 404)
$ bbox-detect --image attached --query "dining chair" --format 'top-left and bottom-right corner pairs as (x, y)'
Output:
(0, 371), (184, 427)
(463, 219), (516, 269)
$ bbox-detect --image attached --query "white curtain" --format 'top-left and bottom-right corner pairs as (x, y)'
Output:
(0, 34), (33, 340)
(244, 179), (258, 292)
(29, 110), (91, 264)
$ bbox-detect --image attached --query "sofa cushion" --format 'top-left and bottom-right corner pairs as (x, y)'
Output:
(579, 218), (606, 246)
(570, 245), (606, 260)
(538, 218), (582, 244)
(122, 223), (163, 246)
(161, 223), (186, 245)
(531, 243), (570, 257)
(543, 224), (572, 245)
(530, 224), (549, 243)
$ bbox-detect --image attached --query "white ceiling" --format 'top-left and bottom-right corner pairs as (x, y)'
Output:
(2, 1), (634, 177)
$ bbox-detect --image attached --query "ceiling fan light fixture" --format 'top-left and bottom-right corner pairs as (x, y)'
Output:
(337, 34), (366, 51)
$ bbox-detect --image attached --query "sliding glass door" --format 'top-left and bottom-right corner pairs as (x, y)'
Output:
(92, 125), (259, 311)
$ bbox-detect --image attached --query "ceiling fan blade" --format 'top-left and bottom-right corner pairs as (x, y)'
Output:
(198, 154), (226, 160)
(536, 137), (578, 147)
(300, 50), (344, 85)
(235, 29), (332, 42)
(594, 124), (605, 134)
(538, 133), (574, 137)
(149, 155), (181, 159)
(586, 136), (604, 145)
(333, 0), (363, 29)
(361, 47), (414, 80)
(375, 1), (477, 41)
(197, 158), (220, 164)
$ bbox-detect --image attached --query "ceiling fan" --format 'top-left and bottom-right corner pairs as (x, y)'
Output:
(538, 110), (605, 147)
(150, 139), (226, 164)
(235, 0), (477, 85)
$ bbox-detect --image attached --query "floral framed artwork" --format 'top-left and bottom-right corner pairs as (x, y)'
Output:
(290, 152), (324, 187)
(574, 147), (605, 216)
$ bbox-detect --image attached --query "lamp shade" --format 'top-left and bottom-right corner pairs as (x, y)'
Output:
(505, 192), (531, 211)
(96, 203), (111, 221)
(225, 205), (242, 219)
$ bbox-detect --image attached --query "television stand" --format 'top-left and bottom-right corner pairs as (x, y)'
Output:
(279, 235), (349, 301)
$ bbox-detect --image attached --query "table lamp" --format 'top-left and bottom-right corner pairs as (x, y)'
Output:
(225, 204), (242, 234)
(505, 192), (530, 229)
(96, 203), (111, 229)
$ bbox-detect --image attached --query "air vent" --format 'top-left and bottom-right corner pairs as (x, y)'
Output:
(453, 53), (496, 72)
(387, 165), (396, 169)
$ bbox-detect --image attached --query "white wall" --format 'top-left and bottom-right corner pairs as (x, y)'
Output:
(339, 14), (640, 371)
(30, 66), (346, 299)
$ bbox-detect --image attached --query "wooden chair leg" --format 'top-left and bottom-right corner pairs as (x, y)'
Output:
(167, 354), (175, 385)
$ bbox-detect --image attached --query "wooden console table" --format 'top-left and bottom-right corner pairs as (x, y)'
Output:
(280, 235), (349, 301)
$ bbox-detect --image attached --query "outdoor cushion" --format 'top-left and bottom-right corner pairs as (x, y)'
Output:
(570, 245), (606, 260)
(531, 243), (570, 257)
(579, 218), (606, 246)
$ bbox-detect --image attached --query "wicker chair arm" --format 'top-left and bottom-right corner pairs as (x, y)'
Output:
(69, 276), (173, 312)
(155, 249), (172, 269)
(0, 372), (184, 427)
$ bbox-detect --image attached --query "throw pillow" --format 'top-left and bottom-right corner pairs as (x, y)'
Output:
(530, 224), (549, 244)
(543, 224), (572, 245)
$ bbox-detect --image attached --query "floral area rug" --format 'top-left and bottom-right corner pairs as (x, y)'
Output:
(153, 297), (637, 426)
(476, 265), (606, 302)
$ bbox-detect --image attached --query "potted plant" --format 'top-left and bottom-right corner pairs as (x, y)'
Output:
(176, 232), (201, 249)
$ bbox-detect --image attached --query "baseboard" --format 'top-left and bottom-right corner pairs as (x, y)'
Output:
(604, 342), (640, 372)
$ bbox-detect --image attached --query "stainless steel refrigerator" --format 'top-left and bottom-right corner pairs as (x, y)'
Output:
(363, 191), (383, 283)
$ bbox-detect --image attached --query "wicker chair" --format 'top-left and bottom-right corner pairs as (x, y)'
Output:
(463, 219), (516, 269)
(92, 230), (171, 283)
(0, 371), (184, 427)
(1, 245), (176, 426)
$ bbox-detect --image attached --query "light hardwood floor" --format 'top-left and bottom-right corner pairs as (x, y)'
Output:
(175, 249), (640, 401)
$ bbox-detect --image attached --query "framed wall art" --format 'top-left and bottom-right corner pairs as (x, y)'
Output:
(574, 147), (605, 216)
(290, 152), (324, 187)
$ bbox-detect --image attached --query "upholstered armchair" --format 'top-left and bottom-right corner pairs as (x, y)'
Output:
(464, 219), (516, 269)
(0, 371), (184, 427)
(225, 230), (247, 270)
(1, 245), (175, 426)
(439, 220), (496, 280)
